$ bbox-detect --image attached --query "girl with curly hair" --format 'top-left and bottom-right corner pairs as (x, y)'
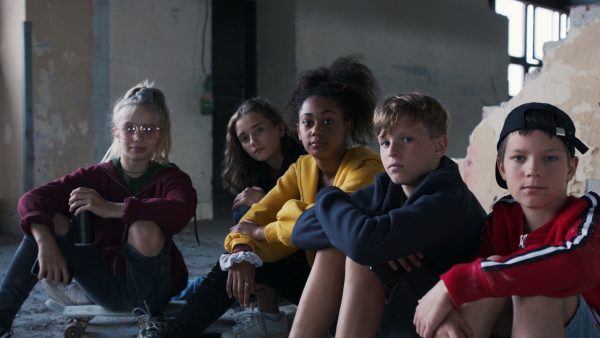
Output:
(158, 55), (383, 338)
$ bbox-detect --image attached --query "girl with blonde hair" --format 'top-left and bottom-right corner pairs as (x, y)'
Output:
(0, 81), (197, 338)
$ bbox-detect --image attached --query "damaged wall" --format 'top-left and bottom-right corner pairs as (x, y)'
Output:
(28, 0), (95, 186)
(459, 5), (600, 212)
(0, 0), (90, 240)
(0, 0), (211, 237)
(0, 0), (26, 241)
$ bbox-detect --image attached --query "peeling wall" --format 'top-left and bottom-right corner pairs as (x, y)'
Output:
(0, 0), (26, 241)
(0, 0), (212, 237)
(459, 5), (600, 212)
(28, 0), (94, 186)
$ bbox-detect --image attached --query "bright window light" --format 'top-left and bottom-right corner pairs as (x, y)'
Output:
(495, 0), (569, 97)
(508, 64), (524, 97)
(534, 7), (556, 60)
(496, 0), (525, 58)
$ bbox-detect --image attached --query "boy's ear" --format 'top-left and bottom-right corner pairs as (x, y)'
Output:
(278, 123), (285, 137)
(433, 135), (448, 158)
(496, 157), (507, 181)
(567, 156), (579, 182)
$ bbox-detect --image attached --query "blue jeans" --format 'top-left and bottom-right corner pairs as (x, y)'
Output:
(170, 276), (205, 301)
(233, 205), (251, 225)
(0, 228), (173, 329)
(565, 295), (600, 337)
(170, 205), (249, 302)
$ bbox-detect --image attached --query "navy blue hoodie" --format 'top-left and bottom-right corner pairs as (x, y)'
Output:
(292, 156), (485, 275)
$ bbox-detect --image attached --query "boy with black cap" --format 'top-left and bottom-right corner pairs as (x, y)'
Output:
(414, 102), (600, 338)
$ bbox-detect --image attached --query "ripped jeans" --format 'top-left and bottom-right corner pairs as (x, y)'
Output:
(0, 229), (172, 329)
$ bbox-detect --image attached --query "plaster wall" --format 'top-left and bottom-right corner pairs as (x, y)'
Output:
(256, 0), (296, 108)
(27, 0), (94, 186)
(459, 5), (600, 212)
(108, 0), (213, 218)
(0, 0), (26, 240)
(257, 0), (509, 157)
(1, 0), (93, 239)
(0, 0), (212, 238)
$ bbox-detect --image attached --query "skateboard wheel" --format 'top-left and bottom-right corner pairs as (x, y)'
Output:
(65, 322), (83, 338)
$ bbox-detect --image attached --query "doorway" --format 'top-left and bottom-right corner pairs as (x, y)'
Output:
(212, 0), (257, 215)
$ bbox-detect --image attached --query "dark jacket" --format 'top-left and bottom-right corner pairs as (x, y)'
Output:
(291, 156), (485, 275)
(251, 140), (306, 193)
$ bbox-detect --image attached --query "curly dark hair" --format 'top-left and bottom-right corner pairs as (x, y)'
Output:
(282, 55), (380, 145)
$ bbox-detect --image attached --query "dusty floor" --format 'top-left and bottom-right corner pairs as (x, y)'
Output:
(0, 213), (234, 338)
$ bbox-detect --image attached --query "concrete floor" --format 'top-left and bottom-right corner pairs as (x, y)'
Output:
(0, 214), (235, 337)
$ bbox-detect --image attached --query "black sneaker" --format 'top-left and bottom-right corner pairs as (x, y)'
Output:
(0, 328), (13, 338)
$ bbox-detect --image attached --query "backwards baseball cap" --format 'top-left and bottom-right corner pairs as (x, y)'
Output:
(495, 102), (589, 189)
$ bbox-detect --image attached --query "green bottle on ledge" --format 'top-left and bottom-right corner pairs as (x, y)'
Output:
(201, 74), (213, 115)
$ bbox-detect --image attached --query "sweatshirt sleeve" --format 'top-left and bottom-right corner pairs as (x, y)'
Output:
(442, 193), (600, 308)
(290, 159), (382, 251)
(225, 164), (302, 262)
(18, 169), (87, 236)
(292, 184), (377, 250)
(225, 157), (382, 262)
(249, 158), (381, 249)
(291, 206), (330, 250)
(316, 174), (483, 265)
(121, 171), (197, 236)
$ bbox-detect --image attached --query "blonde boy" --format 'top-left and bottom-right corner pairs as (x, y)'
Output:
(414, 102), (599, 338)
(291, 92), (486, 337)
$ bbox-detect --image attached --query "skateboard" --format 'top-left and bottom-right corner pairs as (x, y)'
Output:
(46, 299), (297, 337)
(45, 299), (186, 338)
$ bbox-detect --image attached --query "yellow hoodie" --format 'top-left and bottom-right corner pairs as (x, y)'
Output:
(225, 145), (384, 264)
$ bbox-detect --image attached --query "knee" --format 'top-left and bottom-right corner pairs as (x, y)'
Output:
(127, 220), (164, 255)
(513, 294), (575, 309)
(53, 213), (71, 236)
(315, 247), (346, 272)
(316, 247), (345, 262)
(512, 295), (563, 314)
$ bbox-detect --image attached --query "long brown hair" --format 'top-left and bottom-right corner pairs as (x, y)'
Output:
(221, 98), (292, 194)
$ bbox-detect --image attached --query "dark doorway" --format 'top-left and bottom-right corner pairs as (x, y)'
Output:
(212, 0), (257, 215)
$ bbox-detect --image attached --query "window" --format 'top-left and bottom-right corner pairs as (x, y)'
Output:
(495, 0), (569, 96)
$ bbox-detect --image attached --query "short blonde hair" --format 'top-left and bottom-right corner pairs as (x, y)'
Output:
(101, 80), (172, 164)
(374, 92), (450, 139)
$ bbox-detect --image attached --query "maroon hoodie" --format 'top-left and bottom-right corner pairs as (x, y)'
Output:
(18, 161), (198, 295)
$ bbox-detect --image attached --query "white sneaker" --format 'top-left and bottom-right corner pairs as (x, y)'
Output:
(0, 328), (13, 338)
(221, 308), (288, 338)
(133, 302), (165, 338)
(41, 279), (94, 306)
